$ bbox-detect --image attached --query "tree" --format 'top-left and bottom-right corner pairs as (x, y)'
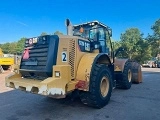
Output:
(114, 41), (121, 51)
(16, 38), (26, 54)
(146, 35), (159, 57)
(117, 28), (152, 63)
(120, 28), (143, 59)
(133, 39), (152, 64)
(53, 31), (63, 35)
(151, 19), (160, 39)
(146, 19), (160, 57)
(1, 42), (11, 54)
(40, 32), (48, 36)
(0, 38), (25, 54)
(9, 42), (17, 54)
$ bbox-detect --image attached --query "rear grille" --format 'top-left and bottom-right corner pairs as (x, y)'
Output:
(29, 48), (48, 53)
(20, 44), (48, 70)
(69, 39), (76, 78)
(20, 35), (59, 79)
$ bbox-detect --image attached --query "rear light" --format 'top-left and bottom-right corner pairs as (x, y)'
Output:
(29, 38), (33, 44)
(33, 37), (38, 43)
(55, 71), (60, 77)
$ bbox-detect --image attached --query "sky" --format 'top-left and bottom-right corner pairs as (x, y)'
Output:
(0, 0), (160, 43)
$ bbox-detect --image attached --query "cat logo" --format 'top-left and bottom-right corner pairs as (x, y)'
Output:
(115, 66), (121, 71)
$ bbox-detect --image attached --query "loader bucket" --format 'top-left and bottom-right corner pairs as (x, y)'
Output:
(131, 62), (142, 83)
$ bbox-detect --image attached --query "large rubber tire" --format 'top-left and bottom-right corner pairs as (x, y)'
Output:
(117, 61), (132, 89)
(80, 64), (113, 108)
(131, 62), (142, 84)
(2, 65), (10, 70)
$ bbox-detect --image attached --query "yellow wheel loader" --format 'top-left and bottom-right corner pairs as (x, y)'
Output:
(0, 48), (14, 72)
(5, 19), (142, 108)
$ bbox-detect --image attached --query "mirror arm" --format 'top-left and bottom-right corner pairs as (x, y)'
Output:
(108, 30), (114, 63)
(114, 47), (125, 58)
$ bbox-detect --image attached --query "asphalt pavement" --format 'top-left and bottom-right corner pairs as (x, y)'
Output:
(0, 68), (160, 120)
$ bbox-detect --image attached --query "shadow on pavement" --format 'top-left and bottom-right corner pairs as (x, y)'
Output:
(0, 90), (97, 120)
(1, 69), (160, 120)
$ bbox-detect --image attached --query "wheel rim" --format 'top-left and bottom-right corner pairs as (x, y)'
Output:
(128, 69), (132, 82)
(100, 76), (109, 97)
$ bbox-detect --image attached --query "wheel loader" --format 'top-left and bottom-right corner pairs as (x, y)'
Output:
(5, 19), (142, 108)
(0, 48), (14, 73)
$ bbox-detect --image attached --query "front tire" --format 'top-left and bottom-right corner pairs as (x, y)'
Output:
(117, 61), (132, 89)
(80, 64), (113, 108)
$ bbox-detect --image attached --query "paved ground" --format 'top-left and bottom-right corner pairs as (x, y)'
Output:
(0, 68), (160, 120)
(0, 71), (13, 93)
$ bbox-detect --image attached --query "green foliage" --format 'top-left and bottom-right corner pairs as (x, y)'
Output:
(0, 42), (11, 53)
(120, 28), (143, 59)
(114, 41), (121, 51)
(115, 19), (160, 63)
(53, 31), (63, 35)
(147, 19), (160, 57)
(0, 38), (25, 54)
(133, 39), (152, 64)
(151, 19), (160, 39)
(115, 28), (152, 63)
(0, 31), (64, 54)
(40, 32), (48, 36)
(40, 31), (63, 36)
(16, 38), (25, 53)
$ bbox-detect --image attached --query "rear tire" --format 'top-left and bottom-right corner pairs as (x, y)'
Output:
(2, 65), (10, 70)
(117, 61), (132, 89)
(80, 64), (113, 108)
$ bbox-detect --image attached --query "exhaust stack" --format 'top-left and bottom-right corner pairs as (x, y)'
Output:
(65, 19), (73, 36)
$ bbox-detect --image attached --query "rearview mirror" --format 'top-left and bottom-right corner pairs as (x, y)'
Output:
(108, 28), (112, 37)
(114, 47), (125, 57)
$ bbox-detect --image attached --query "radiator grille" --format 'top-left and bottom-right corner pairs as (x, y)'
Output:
(69, 39), (76, 78)
(20, 44), (48, 70)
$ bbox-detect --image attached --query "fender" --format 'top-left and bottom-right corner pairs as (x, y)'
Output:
(114, 58), (134, 82)
(76, 53), (112, 91)
(114, 58), (132, 72)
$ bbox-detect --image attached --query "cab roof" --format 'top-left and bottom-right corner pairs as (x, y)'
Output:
(73, 20), (110, 29)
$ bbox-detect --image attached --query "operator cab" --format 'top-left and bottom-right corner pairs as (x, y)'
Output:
(73, 21), (112, 53)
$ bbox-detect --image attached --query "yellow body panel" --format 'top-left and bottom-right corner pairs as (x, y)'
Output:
(0, 48), (14, 66)
(54, 36), (98, 92)
(76, 53), (98, 81)
(66, 80), (79, 92)
(56, 36), (77, 79)
(56, 36), (71, 66)
(6, 65), (71, 98)
(56, 35), (92, 79)
(76, 53), (98, 91)
(0, 57), (14, 65)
